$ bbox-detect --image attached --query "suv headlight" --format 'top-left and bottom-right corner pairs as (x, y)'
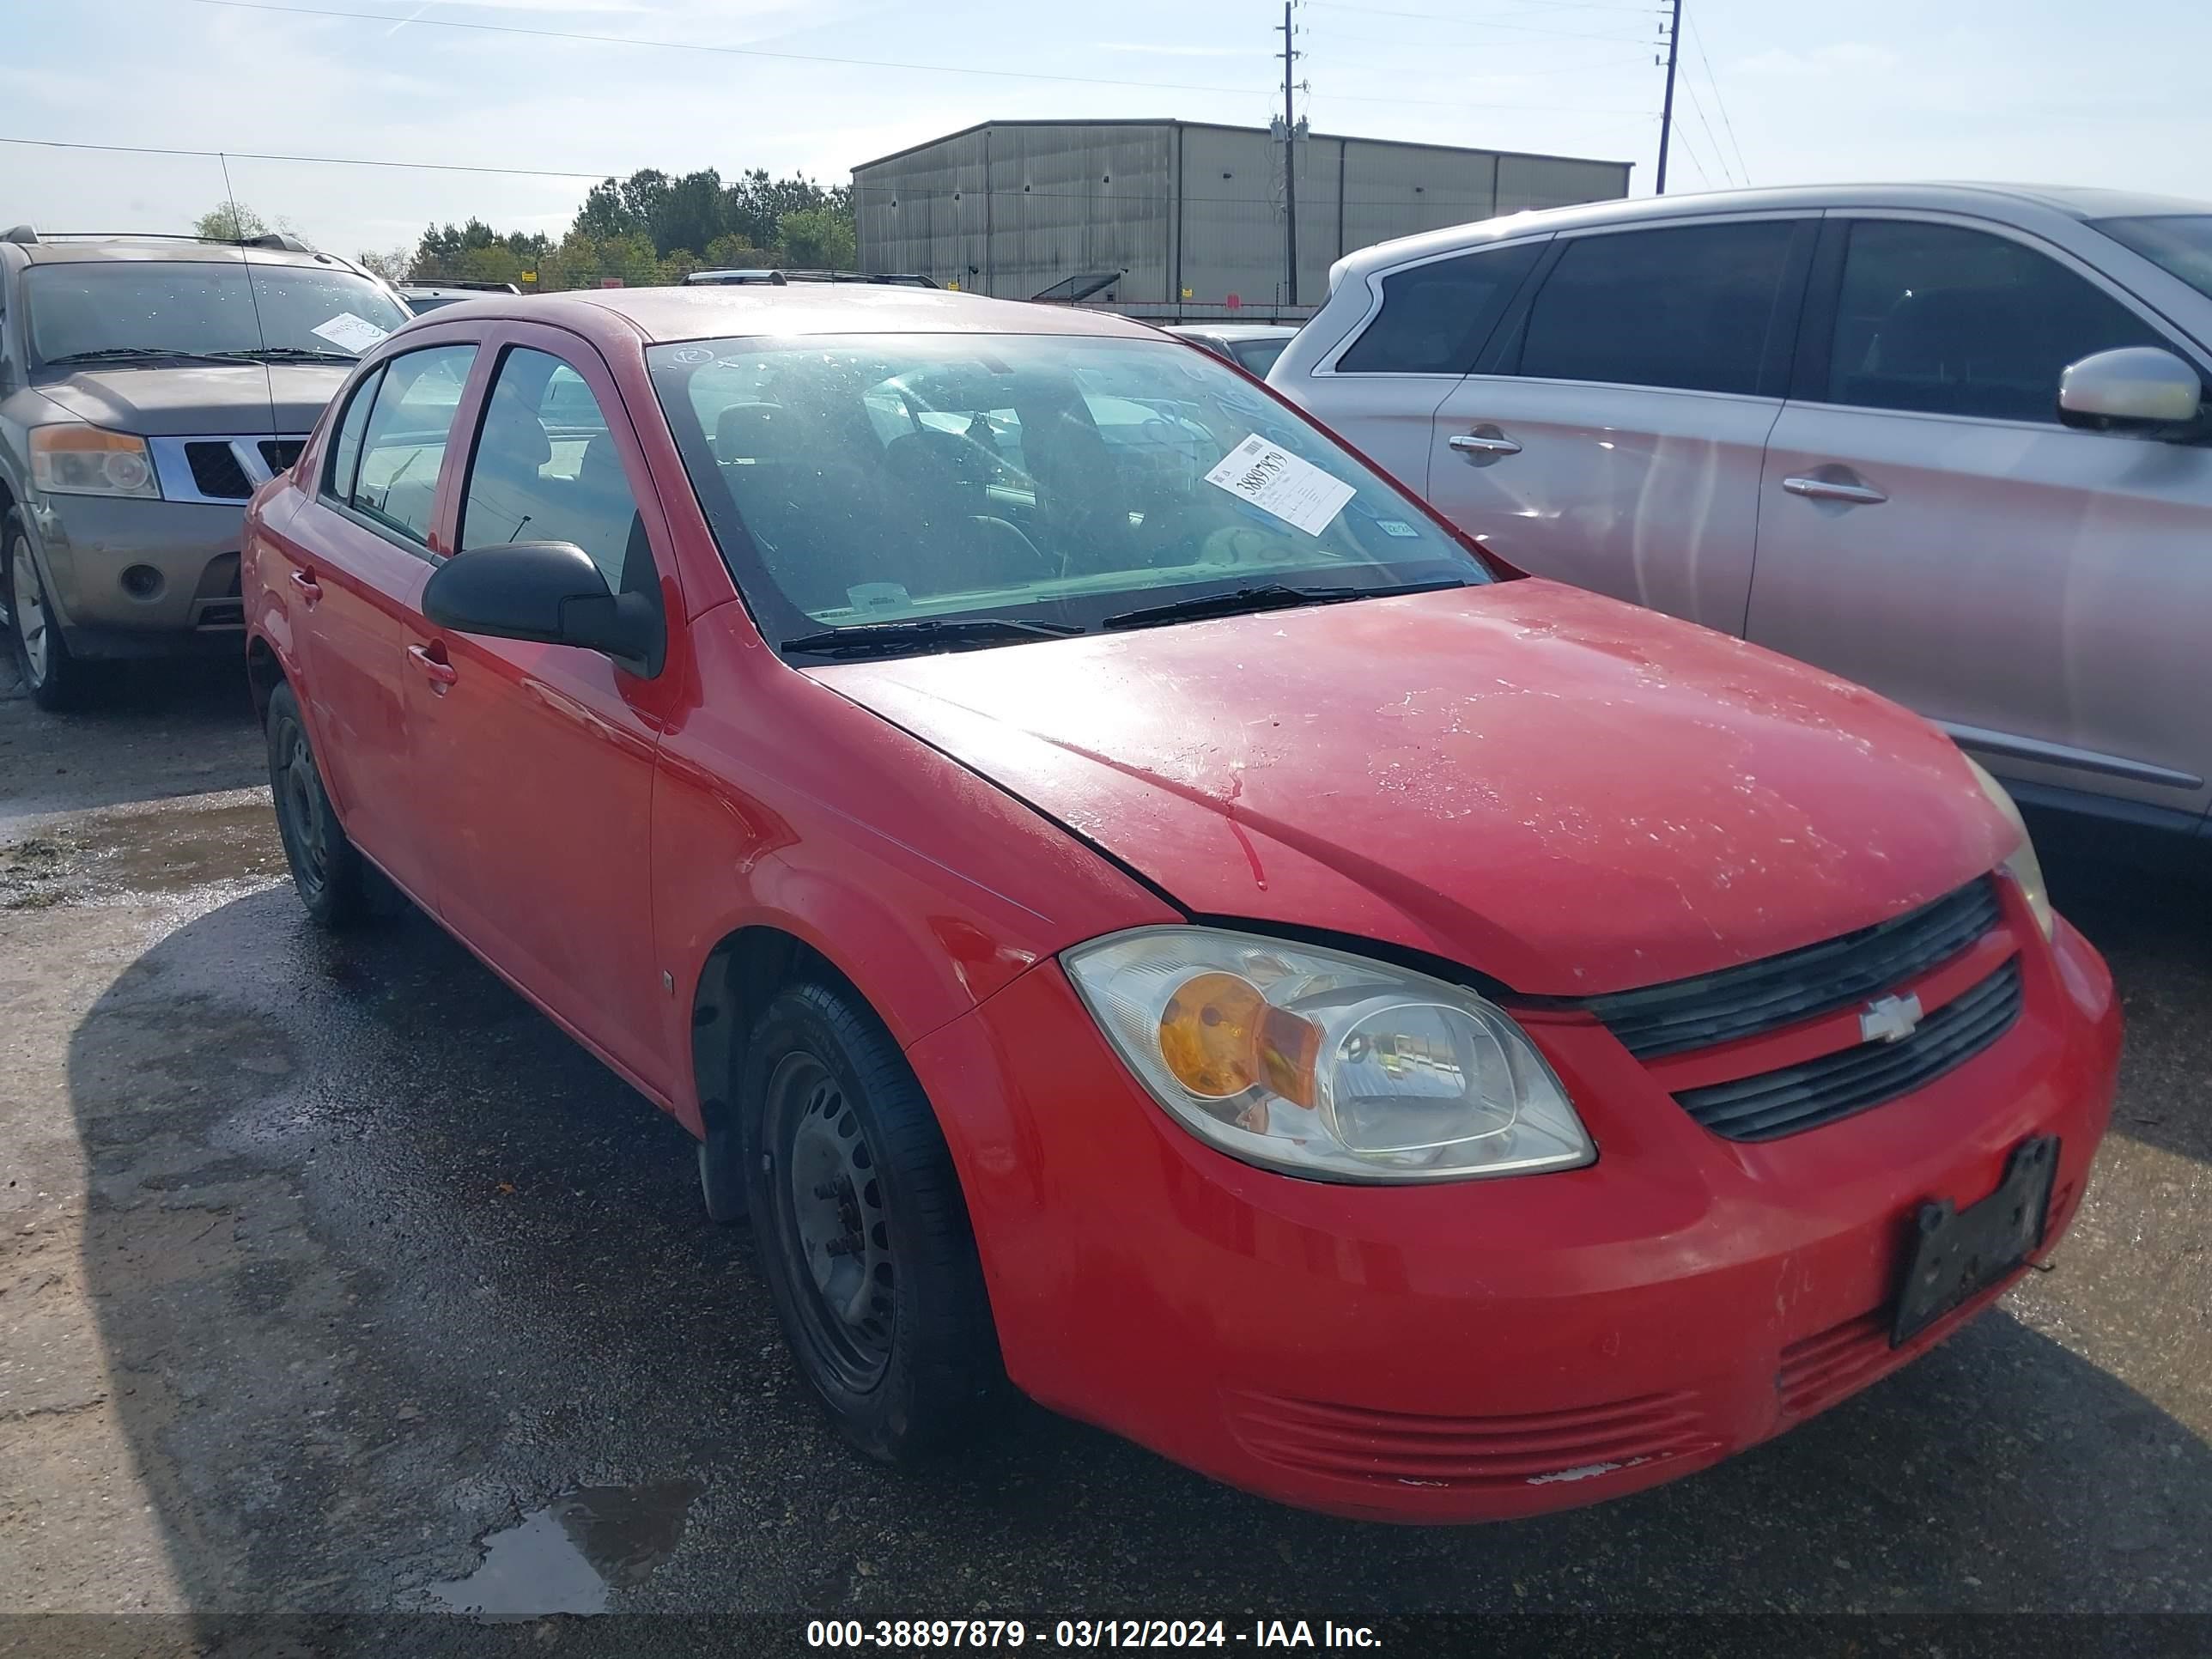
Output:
(1063, 927), (1594, 1183)
(1963, 755), (2054, 939)
(30, 424), (161, 499)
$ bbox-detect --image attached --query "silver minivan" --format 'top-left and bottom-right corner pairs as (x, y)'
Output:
(1272, 185), (2212, 838)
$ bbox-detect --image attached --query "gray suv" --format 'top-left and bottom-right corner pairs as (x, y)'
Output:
(0, 228), (411, 708)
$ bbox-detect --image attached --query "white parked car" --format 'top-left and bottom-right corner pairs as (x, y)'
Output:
(1270, 185), (2212, 836)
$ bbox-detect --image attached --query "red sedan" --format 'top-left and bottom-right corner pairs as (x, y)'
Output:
(242, 288), (2119, 1522)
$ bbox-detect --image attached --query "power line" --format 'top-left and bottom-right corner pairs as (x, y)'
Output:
(1684, 12), (1751, 185)
(1675, 76), (1734, 187)
(1303, 1), (1656, 45)
(0, 133), (610, 180)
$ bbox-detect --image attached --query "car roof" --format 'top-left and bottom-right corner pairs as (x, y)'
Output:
(7, 236), (350, 270)
(1334, 181), (2212, 277)
(1170, 323), (1299, 341)
(427, 285), (1169, 346)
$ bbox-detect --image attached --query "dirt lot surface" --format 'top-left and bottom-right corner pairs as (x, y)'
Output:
(1, 656), (2207, 1657)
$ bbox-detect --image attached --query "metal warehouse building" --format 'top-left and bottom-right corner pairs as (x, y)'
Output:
(852, 118), (1631, 318)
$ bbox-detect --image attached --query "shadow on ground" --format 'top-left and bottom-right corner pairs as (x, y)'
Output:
(64, 872), (2212, 1633)
(0, 658), (260, 822)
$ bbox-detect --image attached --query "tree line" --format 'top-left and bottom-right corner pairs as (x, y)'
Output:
(199, 166), (859, 291)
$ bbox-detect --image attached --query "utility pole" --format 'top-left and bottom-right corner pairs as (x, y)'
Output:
(1655, 0), (1683, 194)
(1278, 0), (1299, 306)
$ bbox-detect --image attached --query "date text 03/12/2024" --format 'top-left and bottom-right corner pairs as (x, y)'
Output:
(805, 1620), (1383, 1649)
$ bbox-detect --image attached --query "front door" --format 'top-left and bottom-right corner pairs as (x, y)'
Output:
(409, 328), (683, 1097)
(1747, 216), (2212, 820)
(1423, 216), (1813, 637)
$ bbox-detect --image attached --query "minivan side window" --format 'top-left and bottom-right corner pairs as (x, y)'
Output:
(1517, 220), (1797, 397)
(1827, 220), (2166, 424)
(460, 347), (648, 594)
(1336, 241), (1544, 375)
(344, 344), (477, 546)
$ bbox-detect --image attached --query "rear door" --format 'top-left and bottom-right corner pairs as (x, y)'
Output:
(407, 325), (684, 1096)
(1423, 215), (1815, 636)
(1747, 214), (2212, 821)
(279, 340), (477, 904)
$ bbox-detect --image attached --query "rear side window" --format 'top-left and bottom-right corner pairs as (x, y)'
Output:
(1827, 220), (2166, 423)
(343, 344), (476, 546)
(1337, 242), (1542, 374)
(1518, 221), (1797, 396)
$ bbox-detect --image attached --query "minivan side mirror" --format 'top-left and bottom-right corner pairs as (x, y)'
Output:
(2057, 346), (2204, 436)
(422, 542), (665, 678)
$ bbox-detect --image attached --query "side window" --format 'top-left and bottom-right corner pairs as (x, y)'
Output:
(1518, 220), (1797, 396)
(461, 346), (647, 594)
(322, 365), (381, 503)
(350, 345), (476, 545)
(1336, 242), (1543, 375)
(1827, 220), (2165, 423)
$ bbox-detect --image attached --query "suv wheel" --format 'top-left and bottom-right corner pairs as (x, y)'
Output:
(4, 511), (88, 712)
(744, 980), (1004, 1462)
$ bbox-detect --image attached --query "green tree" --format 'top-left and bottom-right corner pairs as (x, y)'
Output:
(194, 201), (270, 241)
(703, 234), (778, 270)
(775, 205), (856, 270)
(356, 246), (416, 283)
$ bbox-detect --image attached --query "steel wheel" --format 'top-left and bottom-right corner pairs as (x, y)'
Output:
(772, 1052), (895, 1392)
(9, 536), (49, 686)
(275, 723), (331, 901)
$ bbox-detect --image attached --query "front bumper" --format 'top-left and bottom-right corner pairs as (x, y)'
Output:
(27, 493), (250, 651)
(905, 904), (2121, 1523)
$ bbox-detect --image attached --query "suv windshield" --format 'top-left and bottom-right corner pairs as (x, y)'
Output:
(647, 332), (1487, 654)
(26, 259), (410, 365)
(2094, 216), (2212, 303)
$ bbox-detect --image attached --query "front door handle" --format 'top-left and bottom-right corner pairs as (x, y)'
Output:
(407, 642), (458, 690)
(1783, 475), (1887, 505)
(1449, 428), (1523, 465)
(289, 569), (322, 605)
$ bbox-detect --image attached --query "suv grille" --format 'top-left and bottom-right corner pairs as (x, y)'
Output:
(1577, 878), (2003, 1060)
(185, 441), (253, 500)
(1674, 960), (2022, 1141)
(259, 439), (305, 474)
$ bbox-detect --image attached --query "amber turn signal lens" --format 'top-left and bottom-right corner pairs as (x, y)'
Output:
(1158, 971), (1319, 1107)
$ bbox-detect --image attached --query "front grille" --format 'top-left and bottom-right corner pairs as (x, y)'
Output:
(1577, 878), (2003, 1060)
(1223, 1388), (1718, 1490)
(185, 441), (253, 500)
(1676, 960), (2023, 1141)
(259, 439), (305, 474)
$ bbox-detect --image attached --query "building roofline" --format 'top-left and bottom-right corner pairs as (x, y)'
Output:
(851, 118), (1633, 176)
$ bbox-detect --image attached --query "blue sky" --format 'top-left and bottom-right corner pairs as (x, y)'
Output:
(3, 0), (2207, 262)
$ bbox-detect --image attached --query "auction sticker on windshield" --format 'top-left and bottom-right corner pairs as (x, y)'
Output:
(1203, 434), (1356, 537)
(311, 313), (393, 355)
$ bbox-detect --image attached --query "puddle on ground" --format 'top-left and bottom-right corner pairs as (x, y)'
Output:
(426, 1479), (705, 1619)
(2, 796), (284, 907)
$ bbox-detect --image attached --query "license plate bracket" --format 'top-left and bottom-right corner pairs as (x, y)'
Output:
(1891, 1134), (2059, 1347)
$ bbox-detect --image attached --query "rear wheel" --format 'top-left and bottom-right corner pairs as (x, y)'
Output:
(265, 681), (370, 928)
(744, 980), (1002, 1462)
(4, 512), (89, 712)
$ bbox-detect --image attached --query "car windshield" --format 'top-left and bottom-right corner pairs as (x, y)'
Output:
(647, 331), (1487, 654)
(2094, 215), (2212, 303)
(26, 259), (410, 365)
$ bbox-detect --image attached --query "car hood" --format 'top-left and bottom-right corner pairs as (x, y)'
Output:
(810, 580), (2015, 997)
(34, 363), (350, 436)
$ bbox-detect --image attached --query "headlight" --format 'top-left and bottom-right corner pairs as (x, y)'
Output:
(1062, 927), (1594, 1183)
(29, 424), (161, 499)
(1963, 756), (2054, 939)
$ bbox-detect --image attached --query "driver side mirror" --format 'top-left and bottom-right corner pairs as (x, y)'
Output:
(2057, 346), (2204, 437)
(422, 542), (665, 678)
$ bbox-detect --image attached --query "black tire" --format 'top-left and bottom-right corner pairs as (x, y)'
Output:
(743, 980), (1003, 1462)
(265, 681), (371, 928)
(3, 510), (90, 712)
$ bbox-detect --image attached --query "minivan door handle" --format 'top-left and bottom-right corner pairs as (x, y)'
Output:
(1782, 475), (1887, 506)
(1449, 426), (1522, 465)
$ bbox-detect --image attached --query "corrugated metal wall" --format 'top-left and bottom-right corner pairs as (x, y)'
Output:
(854, 122), (1630, 313)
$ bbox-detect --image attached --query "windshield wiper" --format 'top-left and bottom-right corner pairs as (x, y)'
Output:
(1102, 577), (1466, 632)
(45, 346), (242, 367)
(781, 617), (1084, 658)
(215, 346), (362, 364)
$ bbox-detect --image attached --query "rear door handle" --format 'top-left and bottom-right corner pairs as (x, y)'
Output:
(289, 569), (322, 605)
(407, 642), (458, 689)
(1449, 432), (1523, 459)
(1782, 476), (1887, 505)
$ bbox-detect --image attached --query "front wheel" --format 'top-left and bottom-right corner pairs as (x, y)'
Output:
(4, 512), (89, 712)
(744, 981), (1003, 1462)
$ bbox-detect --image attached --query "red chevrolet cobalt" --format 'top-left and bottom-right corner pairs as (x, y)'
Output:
(242, 288), (2118, 1522)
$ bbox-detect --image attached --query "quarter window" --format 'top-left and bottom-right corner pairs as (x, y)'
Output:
(345, 344), (476, 545)
(1518, 220), (1797, 396)
(461, 347), (648, 594)
(1827, 220), (2166, 423)
(1337, 241), (1543, 375)
(322, 366), (381, 503)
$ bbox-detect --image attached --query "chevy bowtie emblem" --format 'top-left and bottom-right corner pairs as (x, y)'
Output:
(1859, 993), (1924, 1044)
